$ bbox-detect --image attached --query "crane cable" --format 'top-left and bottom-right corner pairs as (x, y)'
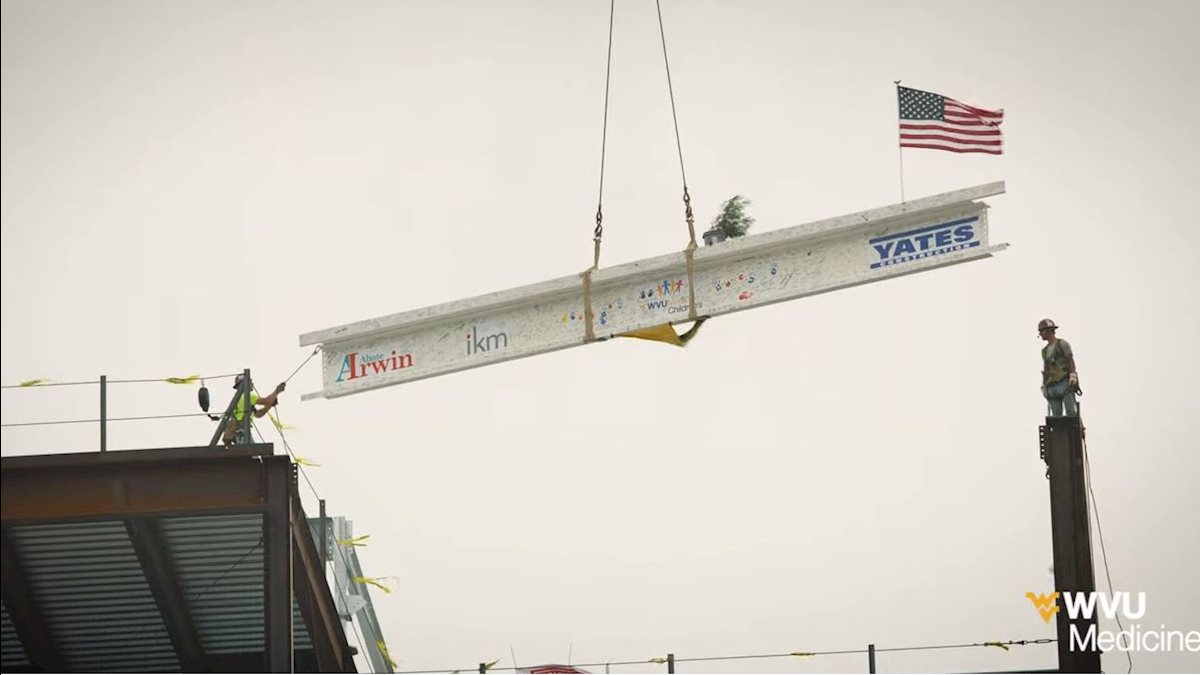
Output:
(582, 0), (616, 343)
(654, 0), (700, 322)
(584, 0), (700, 342)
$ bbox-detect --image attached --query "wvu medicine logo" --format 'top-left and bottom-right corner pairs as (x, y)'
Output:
(1023, 590), (1198, 654)
(1026, 592), (1060, 623)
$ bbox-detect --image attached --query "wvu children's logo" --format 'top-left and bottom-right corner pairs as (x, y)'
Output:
(1026, 591), (1060, 623)
(869, 216), (980, 269)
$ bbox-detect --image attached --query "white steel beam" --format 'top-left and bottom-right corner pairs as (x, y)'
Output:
(301, 182), (1006, 400)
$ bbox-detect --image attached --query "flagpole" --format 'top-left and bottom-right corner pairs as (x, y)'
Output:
(895, 80), (906, 202)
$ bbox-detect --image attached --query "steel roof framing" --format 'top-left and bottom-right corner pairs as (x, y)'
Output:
(0, 446), (356, 673)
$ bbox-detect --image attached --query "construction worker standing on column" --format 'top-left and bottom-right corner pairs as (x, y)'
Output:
(1039, 318), (1079, 417)
(223, 374), (286, 445)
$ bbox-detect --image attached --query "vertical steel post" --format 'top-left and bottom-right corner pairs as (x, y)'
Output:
(1041, 415), (1102, 673)
(99, 375), (107, 452)
(264, 457), (294, 672)
(241, 368), (251, 445)
(208, 382), (245, 447)
(479, 663), (487, 673)
(319, 499), (327, 567)
(667, 653), (675, 673)
(868, 644), (876, 673)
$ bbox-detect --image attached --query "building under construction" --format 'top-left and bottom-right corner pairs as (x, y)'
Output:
(1, 442), (391, 673)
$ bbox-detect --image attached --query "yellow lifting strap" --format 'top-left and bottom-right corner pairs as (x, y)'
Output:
(619, 317), (707, 347)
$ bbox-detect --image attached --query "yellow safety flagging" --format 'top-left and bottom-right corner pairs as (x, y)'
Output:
(354, 576), (393, 593)
(377, 640), (398, 669)
(294, 457), (320, 468)
(338, 534), (371, 547)
(19, 379), (49, 387)
(164, 375), (200, 385)
(790, 652), (814, 658)
(483, 659), (499, 671)
(984, 641), (1010, 651)
(621, 323), (685, 347)
(620, 318), (707, 347)
(648, 657), (667, 664)
(268, 413), (294, 431)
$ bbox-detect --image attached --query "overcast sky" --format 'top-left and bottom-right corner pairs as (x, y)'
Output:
(3, 1), (1198, 672)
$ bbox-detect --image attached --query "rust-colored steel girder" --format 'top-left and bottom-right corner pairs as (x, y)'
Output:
(1, 445), (276, 523)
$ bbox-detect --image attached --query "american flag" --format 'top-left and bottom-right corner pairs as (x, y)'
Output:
(898, 86), (1004, 154)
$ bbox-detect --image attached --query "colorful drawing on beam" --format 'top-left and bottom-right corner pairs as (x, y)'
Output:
(712, 263), (778, 295)
(638, 278), (687, 300)
(636, 278), (692, 313)
(561, 298), (624, 326)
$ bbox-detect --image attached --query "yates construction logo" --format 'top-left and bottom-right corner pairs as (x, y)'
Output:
(1023, 591), (1199, 653)
(1026, 592), (1060, 622)
(868, 216), (980, 269)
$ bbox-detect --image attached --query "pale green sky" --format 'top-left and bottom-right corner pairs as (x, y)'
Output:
(3, 1), (1198, 672)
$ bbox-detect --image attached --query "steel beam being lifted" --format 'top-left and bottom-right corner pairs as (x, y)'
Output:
(301, 182), (1006, 400)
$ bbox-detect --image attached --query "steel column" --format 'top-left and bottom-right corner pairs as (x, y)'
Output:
(100, 374), (107, 451)
(319, 499), (328, 567)
(1041, 415), (1101, 673)
(263, 456), (295, 672)
(241, 368), (252, 445)
(209, 376), (249, 447)
(292, 495), (353, 672)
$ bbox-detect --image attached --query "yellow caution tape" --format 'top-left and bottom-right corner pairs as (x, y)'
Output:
(164, 375), (200, 385)
(294, 457), (320, 467)
(790, 652), (814, 657)
(984, 641), (1010, 651)
(354, 576), (393, 593)
(338, 534), (371, 547)
(648, 657), (667, 664)
(19, 379), (49, 387)
(377, 640), (398, 669)
(268, 413), (294, 431)
(483, 659), (499, 671)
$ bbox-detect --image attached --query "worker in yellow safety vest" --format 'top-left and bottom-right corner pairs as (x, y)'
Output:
(223, 374), (286, 445)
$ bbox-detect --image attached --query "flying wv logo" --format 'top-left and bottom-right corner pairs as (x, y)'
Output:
(869, 216), (980, 269)
(1026, 592), (1061, 623)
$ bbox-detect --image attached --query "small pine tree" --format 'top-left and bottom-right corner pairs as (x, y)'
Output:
(712, 195), (754, 238)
